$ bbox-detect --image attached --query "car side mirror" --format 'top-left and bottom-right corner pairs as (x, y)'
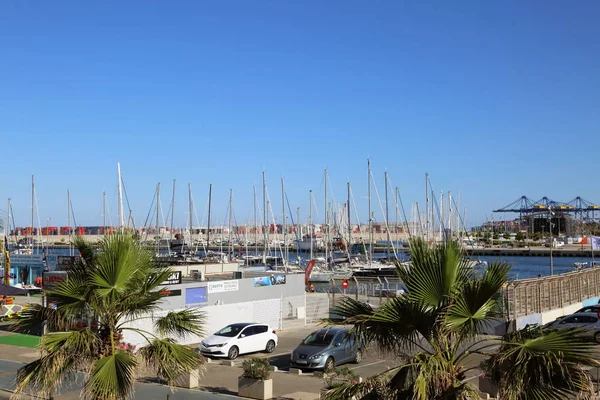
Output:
(334, 342), (341, 347)
(240, 334), (246, 338)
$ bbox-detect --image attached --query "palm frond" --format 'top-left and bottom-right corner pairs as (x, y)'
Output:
(74, 236), (97, 267)
(446, 261), (510, 335)
(14, 350), (79, 397)
(82, 351), (137, 400)
(11, 303), (71, 333)
(41, 328), (102, 357)
(155, 308), (206, 339)
(483, 325), (599, 400)
(138, 338), (204, 385)
(399, 238), (472, 308)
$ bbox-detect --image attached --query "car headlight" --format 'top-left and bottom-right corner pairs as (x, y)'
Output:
(215, 343), (226, 347)
(201, 341), (207, 347)
(309, 353), (323, 360)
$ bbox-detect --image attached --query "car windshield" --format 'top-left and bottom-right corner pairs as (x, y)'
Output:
(214, 324), (247, 337)
(302, 331), (338, 346)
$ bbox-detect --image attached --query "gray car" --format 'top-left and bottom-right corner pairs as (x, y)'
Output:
(545, 312), (600, 342)
(289, 327), (362, 370)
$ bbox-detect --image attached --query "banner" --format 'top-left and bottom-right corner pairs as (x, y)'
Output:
(592, 236), (600, 251)
(253, 274), (286, 287)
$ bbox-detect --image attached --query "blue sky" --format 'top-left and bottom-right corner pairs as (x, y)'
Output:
(1, 1), (599, 229)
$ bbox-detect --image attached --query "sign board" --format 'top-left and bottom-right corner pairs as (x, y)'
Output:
(42, 271), (68, 292)
(253, 275), (286, 287)
(56, 256), (78, 271)
(161, 271), (182, 285)
(342, 279), (349, 289)
(159, 289), (182, 297)
(185, 287), (207, 308)
(207, 280), (239, 293)
(11, 254), (58, 271)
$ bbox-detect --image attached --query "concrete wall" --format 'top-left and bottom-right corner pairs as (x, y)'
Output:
(121, 298), (282, 348)
(158, 273), (305, 310)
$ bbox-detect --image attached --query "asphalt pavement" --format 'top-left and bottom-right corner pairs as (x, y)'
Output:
(204, 324), (400, 380)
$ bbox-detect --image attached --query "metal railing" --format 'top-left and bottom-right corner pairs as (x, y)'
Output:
(505, 266), (600, 318)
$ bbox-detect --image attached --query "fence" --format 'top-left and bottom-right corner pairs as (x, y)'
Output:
(280, 292), (330, 330)
(505, 266), (600, 318)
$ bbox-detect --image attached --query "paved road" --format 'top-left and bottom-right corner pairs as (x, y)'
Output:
(201, 325), (399, 380)
(0, 359), (238, 400)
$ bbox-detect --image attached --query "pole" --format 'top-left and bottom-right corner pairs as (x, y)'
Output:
(207, 184), (212, 249)
(117, 163), (124, 231)
(325, 169), (328, 267)
(253, 185), (257, 256)
(156, 183), (161, 253)
(385, 171), (389, 259)
(425, 173), (429, 242)
(263, 172), (267, 263)
(189, 183), (193, 244)
(67, 189), (72, 256)
(170, 179), (176, 241)
(347, 182), (351, 254)
(309, 190), (313, 261)
(281, 178), (286, 265)
(228, 189), (233, 259)
(367, 159), (372, 265)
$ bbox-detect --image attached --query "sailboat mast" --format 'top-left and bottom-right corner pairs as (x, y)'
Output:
(324, 169), (328, 267)
(262, 171), (267, 263)
(448, 192), (453, 237)
(253, 185), (257, 255)
(207, 184), (212, 248)
(228, 189), (233, 258)
(67, 189), (72, 256)
(117, 163), (124, 231)
(170, 179), (176, 241)
(103, 191), (107, 235)
(156, 183), (161, 252)
(188, 184), (193, 244)
(347, 182), (351, 253)
(440, 191), (444, 241)
(425, 173), (429, 241)
(385, 171), (389, 259)
(367, 159), (372, 265)
(309, 190), (313, 261)
(395, 187), (399, 245)
(281, 178), (287, 265)
(31, 175), (34, 243)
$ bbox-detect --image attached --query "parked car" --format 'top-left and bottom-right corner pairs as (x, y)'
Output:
(545, 312), (600, 342)
(575, 304), (600, 314)
(290, 327), (362, 370)
(199, 322), (278, 360)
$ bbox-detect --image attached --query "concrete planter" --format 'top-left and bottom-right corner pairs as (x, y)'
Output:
(238, 376), (273, 399)
(478, 376), (499, 398)
(173, 369), (199, 389)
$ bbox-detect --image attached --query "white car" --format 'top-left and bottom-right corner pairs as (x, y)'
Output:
(199, 322), (278, 360)
(545, 312), (600, 342)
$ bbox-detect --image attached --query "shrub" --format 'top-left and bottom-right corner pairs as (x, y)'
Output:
(242, 357), (271, 380)
(323, 366), (359, 389)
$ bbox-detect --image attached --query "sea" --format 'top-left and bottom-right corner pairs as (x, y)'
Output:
(20, 247), (594, 280)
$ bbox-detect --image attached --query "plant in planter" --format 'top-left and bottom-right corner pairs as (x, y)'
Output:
(238, 357), (273, 400)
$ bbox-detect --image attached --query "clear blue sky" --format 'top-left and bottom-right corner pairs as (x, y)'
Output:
(1, 1), (599, 230)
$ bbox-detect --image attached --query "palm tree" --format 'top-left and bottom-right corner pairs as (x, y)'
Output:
(12, 233), (205, 400)
(322, 238), (599, 400)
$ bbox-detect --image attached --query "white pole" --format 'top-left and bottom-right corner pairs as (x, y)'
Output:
(117, 162), (124, 231)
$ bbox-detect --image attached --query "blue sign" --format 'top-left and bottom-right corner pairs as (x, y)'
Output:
(185, 287), (207, 308)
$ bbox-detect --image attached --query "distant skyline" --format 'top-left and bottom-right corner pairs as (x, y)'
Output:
(1, 1), (599, 229)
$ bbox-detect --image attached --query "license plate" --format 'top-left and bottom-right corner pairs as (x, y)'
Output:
(296, 360), (307, 365)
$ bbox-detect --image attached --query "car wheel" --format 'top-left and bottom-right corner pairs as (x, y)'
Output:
(594, 332), (600, 343)
(324, 356), (335, 371)
(227, 346), (239, 360)
(354, 350), (362, 364)
(265, 340), (276, 353)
